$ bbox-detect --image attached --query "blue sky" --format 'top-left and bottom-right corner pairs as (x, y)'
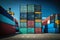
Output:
(0, 0), (60, 25)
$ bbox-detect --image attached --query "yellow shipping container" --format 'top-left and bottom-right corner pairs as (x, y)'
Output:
(55, 20), (60, 24)
(20, 19), (27, 22)
(35, 12), (41, 14)
(35, 19), (42, 22)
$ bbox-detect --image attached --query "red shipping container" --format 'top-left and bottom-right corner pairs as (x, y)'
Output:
(0, 22), (16, 35)
(28, 20), (34, 28)
(35, 28), (42, 34)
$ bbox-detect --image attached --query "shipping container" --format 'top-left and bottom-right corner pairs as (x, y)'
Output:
(28, 13), (34, 20)
(35, 14), (41, 19)
(0, 14), (15, 26)
(48, 28), (56, 33)
(34, 5), (41, 12)
(42, 29), (44, 33)
(35, 22), (42, 28)
(28, 5), (34, 12)
(55, 28), (59, 33)
(19, 28), (27, 34)
(0, 6), (14, 21)
(20, 22), (27, 28)
(35, 19), (41, 22)
(47, 23), (55, 29)
(28, 20), (34, 28)
(20, 5), (27, 13)
(0, 22), (16, 35)
(35, 28), (42, 33)
(42, 25), (45, 29)
(50, 14), (55, 23)
(55, 24), (60, 33)
(20, 13), (27, 19)
(27, 28), (34, 34)
(55, 20), (60, 24)
(20, 19), (27, 22)
(55, 14), (60, 20)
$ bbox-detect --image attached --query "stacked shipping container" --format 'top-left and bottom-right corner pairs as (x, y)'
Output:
(34, 5), (42, 34)
(55, 14), (60, 33)
(42, 14), (60, 33)
(20, 4), (42, 34)
(20, 5), (27, 34)
(20, 4), (60, 34)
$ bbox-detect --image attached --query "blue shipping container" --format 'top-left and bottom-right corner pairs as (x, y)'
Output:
(20, 13), (27, 19)
(20, 22), (27, 28)
(48, 28), (55, 33)
(28, 13), (34, 20)
(48, 23), (55, 29)
(35, 14), (41, 19)
(35, 22), (42, 28)
(42, 29), (44, 33)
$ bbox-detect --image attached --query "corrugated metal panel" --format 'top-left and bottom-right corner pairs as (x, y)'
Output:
(0, 14), (15, 26)
(28, 5), (34, 12)
(20, 13), (27, 19)
(27, 28), (34, 34)
(19, 28), (27, 34)
(48, 23), (55, 29)
(28, 13), (34, 20)
(42, 29), (44, 33)
(55, 28), (59, 33)
(20, 22), (27, 28)
(20, 5), (27, 13)
(34, 5), (41, 12)
(35, 28), (42, 33)
(35, 14), (41, 19)
(28, 20), (34, 28)
(35, 22), (42, 28)
(48, 28), (56, 33)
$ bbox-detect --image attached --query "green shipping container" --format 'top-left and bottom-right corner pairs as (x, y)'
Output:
(28, 5), (34, 12)
(19, 28), (27, 34)
(27, 28), (34, 34)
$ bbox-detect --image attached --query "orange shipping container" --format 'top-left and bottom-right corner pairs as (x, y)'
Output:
(55, 20), (60, 24)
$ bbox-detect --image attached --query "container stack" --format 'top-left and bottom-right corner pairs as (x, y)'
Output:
(47, 14), (55, 33)
(20, 5), (27, 34)
(55, 14), (60, 33)
(20, 4), (42, 34)
(27, 5), (34, 34)
(34, 5), (42, 34)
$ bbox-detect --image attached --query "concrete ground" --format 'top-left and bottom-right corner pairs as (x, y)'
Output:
(0, 33), (60, 40)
